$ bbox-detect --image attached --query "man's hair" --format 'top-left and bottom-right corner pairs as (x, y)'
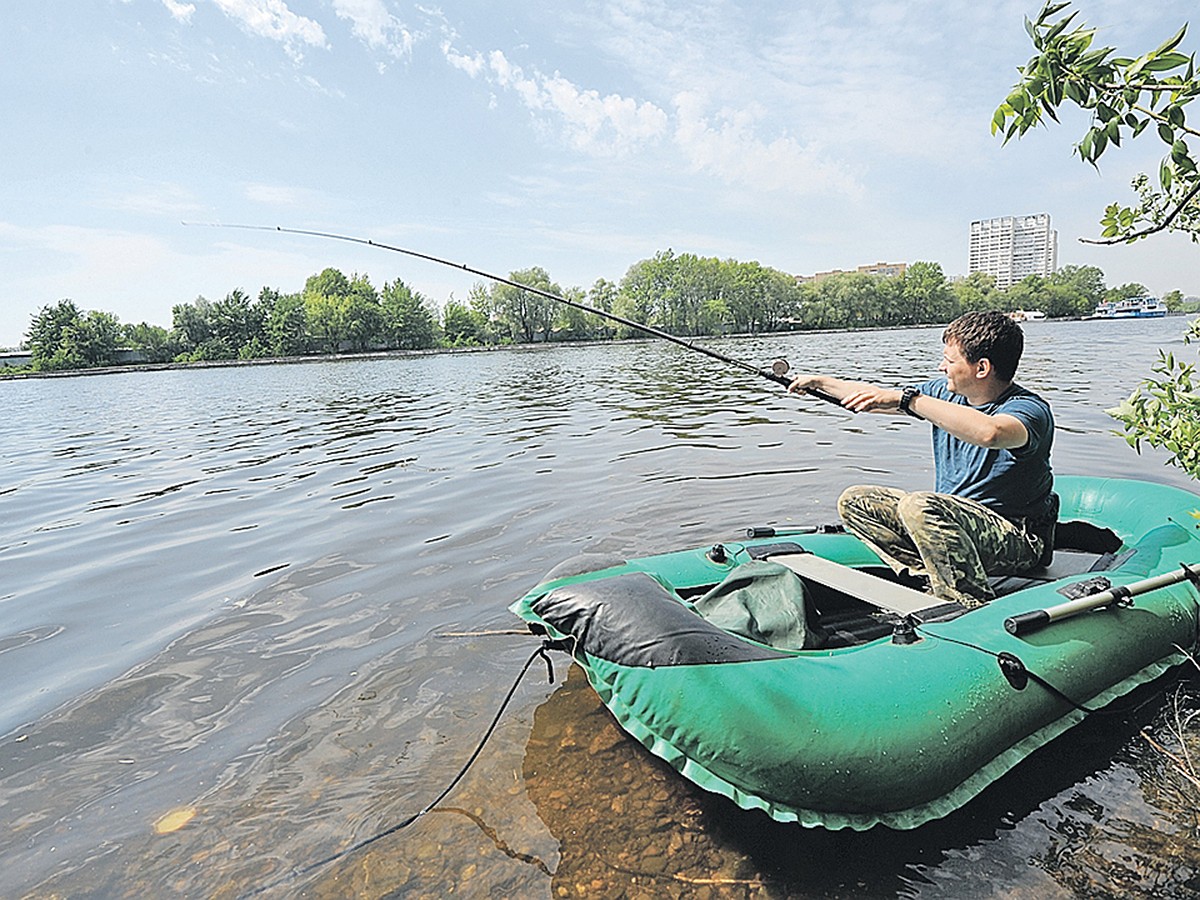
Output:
(943, 311), (1024, 382)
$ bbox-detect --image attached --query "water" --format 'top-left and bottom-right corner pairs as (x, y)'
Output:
(2, 318), (1199, 897)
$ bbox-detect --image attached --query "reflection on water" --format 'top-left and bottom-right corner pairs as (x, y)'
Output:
(2, 317), (1199, 897)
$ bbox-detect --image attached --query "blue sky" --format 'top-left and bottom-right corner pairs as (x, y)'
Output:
(2, 0), (1197, 348)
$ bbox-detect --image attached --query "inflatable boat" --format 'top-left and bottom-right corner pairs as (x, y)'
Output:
(510, 476), (1200, 830)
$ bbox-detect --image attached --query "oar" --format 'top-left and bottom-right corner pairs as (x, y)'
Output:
(187, 223), (842, 407)
(1004, 563), (1200, 636)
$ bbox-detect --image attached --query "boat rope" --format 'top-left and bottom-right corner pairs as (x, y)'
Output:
(916, 627), (1100, 713)
(242, 638), (564, 898)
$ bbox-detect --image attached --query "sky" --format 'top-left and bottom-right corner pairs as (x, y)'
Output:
(2, 0), (1198, 348)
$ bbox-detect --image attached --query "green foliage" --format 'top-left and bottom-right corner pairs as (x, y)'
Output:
(124, 322), (177, 363)
(441, 299), (484, 346)
(27, 299), (83, 369)
(994, 1), (1200, 243)
(997, 4), (1200, 481)
(27, 300), (124, 370)
(13, 249), (1181, 379)
(381, 279), (437, 350)
(486, 267), (558, 343)
(266, 291), (307, 357)
(1108, 318), (1200, 478)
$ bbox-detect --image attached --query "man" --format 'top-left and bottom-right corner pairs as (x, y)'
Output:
(788, 310), (1055, 608)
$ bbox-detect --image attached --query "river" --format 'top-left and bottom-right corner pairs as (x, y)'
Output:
(2, 317), (1199, 898)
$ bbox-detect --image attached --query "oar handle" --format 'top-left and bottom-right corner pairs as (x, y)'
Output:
(1004, 563), (1200, 636)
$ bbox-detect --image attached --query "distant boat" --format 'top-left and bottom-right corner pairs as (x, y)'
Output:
(1089, 296), (1167, 319)
(1008, 309), (1046, 322)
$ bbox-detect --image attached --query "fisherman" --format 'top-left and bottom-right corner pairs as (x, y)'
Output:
(788, 310), (1056, 608)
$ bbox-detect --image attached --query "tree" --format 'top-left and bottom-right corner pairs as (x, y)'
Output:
(125, 322), (177, 363)
(898, 261), (956, 324)
(380, 278), (437, 349)
(442, 298), (484, 346)
(26, 299), (82, 368)
(993, 1), (1199, 244)
(996, 4), (1200, 479)
(487, 267), (559, 343)
(1103, 282), (1150, 304)
(266, 292), (308, 356)
(1047, 264), (1106, 316)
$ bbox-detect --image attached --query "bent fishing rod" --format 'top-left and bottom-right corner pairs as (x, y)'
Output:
(189, 223), (841, 407)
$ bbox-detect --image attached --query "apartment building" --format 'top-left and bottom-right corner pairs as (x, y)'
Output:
(968, 213), (1058, 290)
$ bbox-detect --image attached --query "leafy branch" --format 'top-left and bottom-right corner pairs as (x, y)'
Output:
(993, 1), (1200, 244)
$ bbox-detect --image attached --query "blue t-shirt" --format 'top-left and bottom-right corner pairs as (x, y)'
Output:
(917, 377), (1054, 520)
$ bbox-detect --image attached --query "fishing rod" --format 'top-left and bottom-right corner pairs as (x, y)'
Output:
(189, 223), (841, 407)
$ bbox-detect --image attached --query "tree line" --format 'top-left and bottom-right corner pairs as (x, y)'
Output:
(8, 251), (1190, 374)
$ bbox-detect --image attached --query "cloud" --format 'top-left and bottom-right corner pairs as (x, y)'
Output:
(442, 44), (669, 156)
(332, 0), (414, 58)
(242, 182), (318, 207)
(208, 0), (327, 62)
(161, 0), (196, 22)
(671, 92), (864, 199)
(441, 37), (859, 198)
(92, 180), (208, 217)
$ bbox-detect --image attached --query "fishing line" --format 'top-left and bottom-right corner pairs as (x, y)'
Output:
(242, 638), (562, 898)
(184, 222), (842, 407)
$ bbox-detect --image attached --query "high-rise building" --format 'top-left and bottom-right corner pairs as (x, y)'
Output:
(968, 213), (1058, 290)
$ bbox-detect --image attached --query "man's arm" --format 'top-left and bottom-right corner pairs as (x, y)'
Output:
(789, 374), (1029, 450)
(906, 392), (1030, 450)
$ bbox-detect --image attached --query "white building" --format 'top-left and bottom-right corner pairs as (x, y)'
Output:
(968, 213), (1058, 290)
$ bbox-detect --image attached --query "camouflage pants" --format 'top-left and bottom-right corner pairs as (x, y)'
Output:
(837, 485), (1044, 609)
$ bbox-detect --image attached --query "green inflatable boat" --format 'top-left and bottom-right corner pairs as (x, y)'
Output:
(510, 476), (1200, 830)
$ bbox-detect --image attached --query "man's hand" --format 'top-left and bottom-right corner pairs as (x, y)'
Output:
(840, 386), (903, 414)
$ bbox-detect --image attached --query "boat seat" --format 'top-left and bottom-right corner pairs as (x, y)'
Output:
(989, 548), (1123, 596)
(767, 553), (957, 617)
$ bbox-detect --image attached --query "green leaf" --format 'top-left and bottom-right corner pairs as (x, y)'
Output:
(1159, 122), (1176, 143)
(1044, 11), (1079, 44)
(1156, 24), (1189, 56)
(1144, 52), (1192, 72)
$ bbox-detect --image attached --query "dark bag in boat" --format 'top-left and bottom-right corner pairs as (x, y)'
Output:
(1024, 491), (1059, 569)
(691, 560), (817, 651)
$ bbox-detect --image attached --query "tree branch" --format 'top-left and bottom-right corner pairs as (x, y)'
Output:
(1079, 178), (1200, 244)
(1130, 103), (1200, 140)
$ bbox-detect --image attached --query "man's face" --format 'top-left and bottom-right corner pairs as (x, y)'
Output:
(939, 339), (979, 395)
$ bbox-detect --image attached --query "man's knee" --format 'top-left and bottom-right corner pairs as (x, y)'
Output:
(837, 485), (872, 519)
(895, 491), (939, 531)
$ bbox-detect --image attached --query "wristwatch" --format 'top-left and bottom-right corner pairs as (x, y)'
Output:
(899, 385), (924, 419)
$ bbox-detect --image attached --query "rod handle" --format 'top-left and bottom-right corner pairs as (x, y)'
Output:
(1004, 610), (1051, 636)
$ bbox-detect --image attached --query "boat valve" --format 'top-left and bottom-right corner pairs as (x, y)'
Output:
(891, 615), (920, 645)
(707, 543), (729, 564)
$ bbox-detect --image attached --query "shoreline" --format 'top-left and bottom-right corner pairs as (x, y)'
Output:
(5, 314), (1193, 382)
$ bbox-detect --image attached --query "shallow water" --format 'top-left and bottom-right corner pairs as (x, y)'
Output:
(2, 317), (1199, 897)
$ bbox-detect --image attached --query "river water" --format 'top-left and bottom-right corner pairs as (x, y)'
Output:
(3, 317), (1199, 898)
